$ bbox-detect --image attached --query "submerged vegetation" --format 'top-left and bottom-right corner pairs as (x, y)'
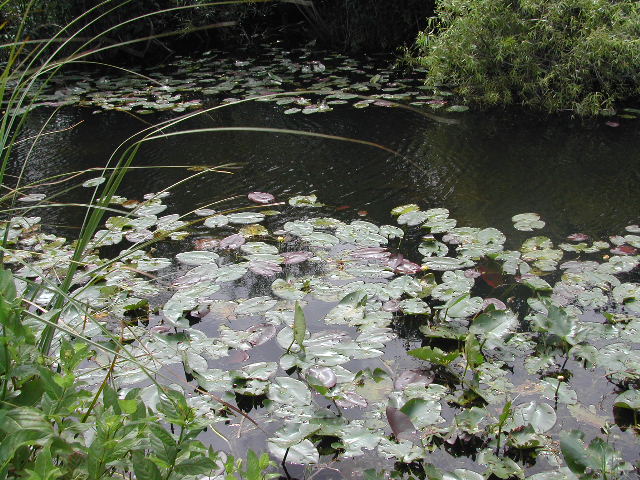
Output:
(410, 0), (640, 115)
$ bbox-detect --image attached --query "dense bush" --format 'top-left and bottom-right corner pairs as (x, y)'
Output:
(410, 0), (640, 115)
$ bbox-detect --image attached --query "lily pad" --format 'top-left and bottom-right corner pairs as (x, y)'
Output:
(614, 390), (640, 410)
(512, 213), (545, 231)
(175, 251), (219, 266)
(248, 192), (275, 204)
(272, 278), (305, 300)
(227, 212), (265, 224)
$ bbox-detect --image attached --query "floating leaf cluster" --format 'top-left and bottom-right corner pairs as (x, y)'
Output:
(3, 193), (639, 479)
(11, 46), (468, 115)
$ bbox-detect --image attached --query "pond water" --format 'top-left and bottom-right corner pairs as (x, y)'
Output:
(8, 46), (640, 479)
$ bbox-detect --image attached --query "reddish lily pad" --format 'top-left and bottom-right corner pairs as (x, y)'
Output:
(249, 261), (282, 276)
(567, 233), (590, 242)
(219, 234), (246, 249)
(248, 191), (275, 204)
(194, 238), (219, 250)
(611, 245), (637, 255)
(282, 251), (314, 265)
(386, 406), (415, 438)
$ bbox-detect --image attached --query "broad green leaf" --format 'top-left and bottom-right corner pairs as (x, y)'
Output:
(400, 398), (443, 428)
(614, 389), (640, 410)
(509, 401), (556, 433)
(267, 439), (319, 464)
(408, 346), (460, 366)
(174, 457), (218, 475)
(272, 278), (305, 300)
(293, 302), (306, 349)
(227, 212), (265, 224)
(512, 213), (545, 231)
(560, 430), (598, 475)
(175, 251), (219, 265)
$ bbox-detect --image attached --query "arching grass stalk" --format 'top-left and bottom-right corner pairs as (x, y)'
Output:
(0, 4), (405, 477)
(0, 1), (248, 277)
(31, 81), (404, 354)
(0, 0), (278, 210)
(36, 141), (141, 353)
(0, 13), (409, 467)
(0, 0), (259, 192)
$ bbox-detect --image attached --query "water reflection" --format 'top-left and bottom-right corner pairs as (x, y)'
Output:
(13, 103), (640, 242)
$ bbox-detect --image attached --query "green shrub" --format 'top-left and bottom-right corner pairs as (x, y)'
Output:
(410, 0), (640, 115)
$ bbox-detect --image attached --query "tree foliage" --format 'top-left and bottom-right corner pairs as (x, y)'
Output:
(411, 0), (640, 115)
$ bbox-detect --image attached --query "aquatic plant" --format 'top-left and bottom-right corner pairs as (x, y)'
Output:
(2, 187), (638, 476)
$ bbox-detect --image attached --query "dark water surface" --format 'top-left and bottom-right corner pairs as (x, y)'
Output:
(13, 100), (640, 239)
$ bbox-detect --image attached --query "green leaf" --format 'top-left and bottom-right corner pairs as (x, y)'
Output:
(391, 204), (420, 216)
(464, 333), (485, 368)
(103, 385), (121, 415)
(293, 302), (306, 350)
(533, 303), (576, 343)
(148, 424), (177, 465)
(0, 269), (17, 304)
(244, 450), (261, 480)
(441, 469), (483, 480)
(272, 279), (305, 301)
(27, 447), (62, 480)
(227, 212), (265, 224)
(560, 430), (598, 475)
(339, 290), (367, 306)
(175, 251), (219, 266)
(498, 401), (513, 427)
(268, 439), (319, 464)
(400, 398), (442, 428)
(132, 452), (162, 480)
(478, 450), (525, 479)
(510, 401), (556, 433)
(614, 389), (640, 410)
(408, 346), (460, 366)
(470, 308), (517, 340)
(175, 457), (217, 475)
(0, 430), (50, 470)
(512, 213), (545, 231)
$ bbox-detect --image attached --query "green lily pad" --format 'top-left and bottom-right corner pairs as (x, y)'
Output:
(509, 401), (556, 433)
(175, 251), (219, 266)
(227, 212), (266, 224)
(272, 278), (305, 300)
(289, 195), (323, 207)
(422, 257), (474, 271)
(512, 213), (545, 231)
(614, 389), (640, 410)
